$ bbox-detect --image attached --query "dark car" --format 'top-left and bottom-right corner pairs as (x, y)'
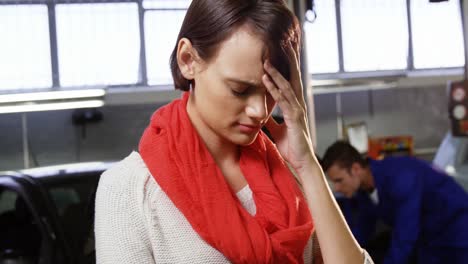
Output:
(0, 161), (115, 264)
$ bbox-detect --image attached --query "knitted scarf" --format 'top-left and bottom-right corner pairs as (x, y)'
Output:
(139, 92), (314, 263)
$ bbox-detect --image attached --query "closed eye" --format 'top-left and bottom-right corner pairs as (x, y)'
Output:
(230, 86), (251, 97)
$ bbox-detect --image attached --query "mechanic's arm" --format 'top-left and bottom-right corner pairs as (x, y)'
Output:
(383, 172), (422, 264)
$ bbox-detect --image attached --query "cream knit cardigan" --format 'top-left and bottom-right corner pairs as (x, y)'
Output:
(95, 152), (373, 264)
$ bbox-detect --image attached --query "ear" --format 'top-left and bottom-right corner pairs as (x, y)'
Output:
(176, 38), (199, 81)
(350, 162), (362, 178)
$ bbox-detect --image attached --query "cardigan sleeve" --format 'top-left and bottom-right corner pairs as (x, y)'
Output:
(94, 160), (155, 264)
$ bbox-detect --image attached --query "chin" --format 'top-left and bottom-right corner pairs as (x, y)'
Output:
(231, 133), (259, 146)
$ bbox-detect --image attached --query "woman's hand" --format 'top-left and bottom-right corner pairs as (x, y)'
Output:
(262, 43), (317, 173)
(263, 45), (368, 264)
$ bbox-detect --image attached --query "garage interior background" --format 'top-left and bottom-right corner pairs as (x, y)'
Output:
(0, 0), (464, 170)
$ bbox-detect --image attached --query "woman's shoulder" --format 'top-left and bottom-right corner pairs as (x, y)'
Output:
(100, 151), (149, 184)
(94, 152), (156, 261)
(97, 151), (161, 200)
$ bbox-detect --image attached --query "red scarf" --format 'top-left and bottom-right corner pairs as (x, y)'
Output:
(139, 92), (314, 263)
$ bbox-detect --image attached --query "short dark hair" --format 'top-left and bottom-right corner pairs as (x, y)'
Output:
(321, 141), (367, 172)
(170, 0), (300, 91)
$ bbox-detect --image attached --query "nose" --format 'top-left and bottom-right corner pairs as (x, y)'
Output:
(245, 93), (268, 122)
(333, 184), (342, 194)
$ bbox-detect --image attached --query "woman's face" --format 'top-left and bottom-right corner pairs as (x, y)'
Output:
(188, 26), (277, 146)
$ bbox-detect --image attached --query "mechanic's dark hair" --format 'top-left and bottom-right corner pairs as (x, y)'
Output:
(321, 141), (368, 172)
(170, 0), (300, 91)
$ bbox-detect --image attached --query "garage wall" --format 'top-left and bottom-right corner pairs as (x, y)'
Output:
(0, 85), (449, 171)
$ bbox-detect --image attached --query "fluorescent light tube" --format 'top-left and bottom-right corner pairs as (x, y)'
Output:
(0, 100), (104, 114)
(0, 89), (105, 104)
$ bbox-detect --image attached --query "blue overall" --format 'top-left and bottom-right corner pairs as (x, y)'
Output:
(340, 157), (468, 264)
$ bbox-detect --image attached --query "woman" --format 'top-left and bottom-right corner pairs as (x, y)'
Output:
(95, 0), (373, 263)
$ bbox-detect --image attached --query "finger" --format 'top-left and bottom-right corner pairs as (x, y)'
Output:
(264, 60), (290, 92)
(263, 72), (305, 126)
(262, 73), (289, 107)
(295, 41), (301, 65)
(286, 43), (304, 102)
(288, 41), (300, 70)
(264, 61), (299, 105)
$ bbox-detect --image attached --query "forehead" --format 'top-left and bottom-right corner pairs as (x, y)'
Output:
(326, 164), (349, 179)
(211, 26), (267, 84)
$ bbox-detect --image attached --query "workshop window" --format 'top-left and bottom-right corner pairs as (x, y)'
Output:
(0, 5), (52, 90)
(340, 0), (409, 72)
(144, 10), (186, 85)
(55, 3), (141, 87)
(304, 0), (340, 74)
(411, 0), (464, 69)
(142, 0), (191, 9)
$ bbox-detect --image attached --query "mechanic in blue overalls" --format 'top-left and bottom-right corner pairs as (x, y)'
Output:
(321, 141), (468, 264)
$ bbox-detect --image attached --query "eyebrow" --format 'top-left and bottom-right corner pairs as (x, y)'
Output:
(225, 77), (261, 88)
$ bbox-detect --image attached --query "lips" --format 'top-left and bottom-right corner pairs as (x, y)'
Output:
(238, 123), (261, 133)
